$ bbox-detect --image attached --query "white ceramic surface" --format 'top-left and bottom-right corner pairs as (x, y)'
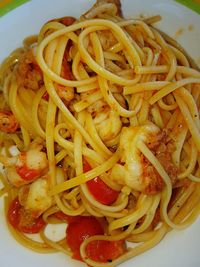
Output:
(0, 1), (200, 267)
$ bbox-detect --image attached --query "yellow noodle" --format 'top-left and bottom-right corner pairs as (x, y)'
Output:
(123, 81), (170, 95)
(40, 231), (72, 256)
(151, 104), (164, 128)
(178, 141), (198, 179)
(149, 78), (200, 105)
(174, 92), (200, 151)
(158, 98), (177, 111)
(108, 194), (153, 232)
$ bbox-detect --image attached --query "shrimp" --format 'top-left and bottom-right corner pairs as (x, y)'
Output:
(111, 124), (178, 194)
(110, 123), (164, 194)
(18, 177), (52, 218)
(2, 146), (48, 187)
(95, 109), (122, 142)
(0, 111), (19, 133)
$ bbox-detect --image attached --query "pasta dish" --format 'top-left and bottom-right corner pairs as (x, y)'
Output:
(0, 0), (200, 266)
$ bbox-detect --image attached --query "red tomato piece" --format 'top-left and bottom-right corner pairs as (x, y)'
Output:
(83, 160), (91, 172)
(66, 216), (104, 260)
(7, 197), (21, 228)
(87, 177), (119, 205)
(59, 16), (76, 26)
(7, 197), (46, 234)
(42, 91), (49, 100)
(84, 160), (119, 205)
(55, 52), (73, 92)
(18, 216), (45, 234)
(16, 165), (40, 181)
(61, 57), (73, 80)
(86, 240), (126, 263)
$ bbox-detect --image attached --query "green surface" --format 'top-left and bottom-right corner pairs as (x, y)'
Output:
(175, 0), (200, 14)
(0, 0), (199, 17)
(0, 0), (30, 17)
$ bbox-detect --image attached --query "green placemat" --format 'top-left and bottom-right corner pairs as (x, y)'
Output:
(0, 0), (199, 17)
(0, 0), (30, 17)
(175, 0), (200, 14)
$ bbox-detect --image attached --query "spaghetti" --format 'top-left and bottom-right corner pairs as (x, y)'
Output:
(0, 0), (200, 266)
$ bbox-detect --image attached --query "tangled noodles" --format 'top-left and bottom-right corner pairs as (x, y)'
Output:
(0, 0), (200, 266)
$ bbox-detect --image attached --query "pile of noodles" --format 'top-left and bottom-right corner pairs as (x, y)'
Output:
(0, 0), (200, 266)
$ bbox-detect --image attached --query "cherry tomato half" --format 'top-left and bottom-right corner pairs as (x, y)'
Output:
(66, 216), (103, 260)
(16, 165), (40, 181)
(84, 160), (119, 205)
(86, 239), (126, 263)
(7, 197), (46, 234)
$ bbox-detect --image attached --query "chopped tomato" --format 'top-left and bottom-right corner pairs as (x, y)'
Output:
(54, 45), (74, 101)
(59, 16), (76, 26)
(86, 240), (126, 263)
(16, 165), (40, 181)
(61, 57), (73, 80)
(84, 160), (119, 205)
(83, 160), (92, 172)
(66, 216), (103, 260)
(7, 197), (46, 234)
(42, 91), (49, 100)
(18, 213), (46, 234)
(48, 16), (75, 27)
(54, 211), (82, 224)
(87, 177), (119, 205)
(7, 197), (20, 228)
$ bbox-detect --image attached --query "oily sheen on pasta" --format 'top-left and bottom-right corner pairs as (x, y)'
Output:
(0, 0), (200, 266)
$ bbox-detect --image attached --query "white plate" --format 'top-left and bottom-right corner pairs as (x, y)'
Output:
(0, 1), (200, 267)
